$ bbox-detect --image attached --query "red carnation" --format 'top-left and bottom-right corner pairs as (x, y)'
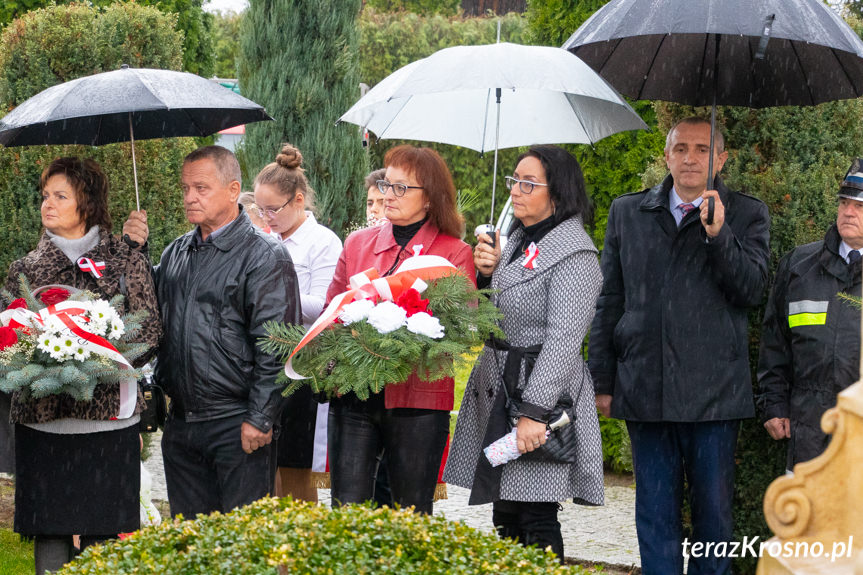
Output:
(39, 288), (70, 306)
(6, 298), (26, 310)
(0, 326), (17, 350)
(395, 288), (430, 317)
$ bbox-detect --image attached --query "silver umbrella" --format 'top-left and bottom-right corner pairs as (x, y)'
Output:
(339, 42), (648, 224)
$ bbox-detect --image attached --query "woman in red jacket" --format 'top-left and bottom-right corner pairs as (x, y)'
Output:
(325, 145), (475, 514)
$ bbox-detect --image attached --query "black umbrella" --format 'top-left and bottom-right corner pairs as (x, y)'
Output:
(564, 0), (863, 219)
(0, 65), (273, 209)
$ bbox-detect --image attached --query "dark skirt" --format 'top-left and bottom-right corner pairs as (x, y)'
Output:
(276, 385), (318, 468)
(14, 423), (140, 537)
(0, 392), (13, 474)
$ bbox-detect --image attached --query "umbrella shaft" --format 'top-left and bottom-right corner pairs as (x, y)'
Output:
(490, 88), (502, 224)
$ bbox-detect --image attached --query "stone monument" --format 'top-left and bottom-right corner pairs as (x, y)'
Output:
(757, 381), (863, 574)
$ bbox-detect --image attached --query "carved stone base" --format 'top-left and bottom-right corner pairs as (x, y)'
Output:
(758, 381), (863, 574)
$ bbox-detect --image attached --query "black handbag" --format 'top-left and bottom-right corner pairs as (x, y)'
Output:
(139, 378), (167, 433)
(489, 335), (585, 465)
(508, 391), (578, 464)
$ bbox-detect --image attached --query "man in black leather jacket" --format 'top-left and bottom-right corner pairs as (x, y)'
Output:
(125, 145), (301, 517)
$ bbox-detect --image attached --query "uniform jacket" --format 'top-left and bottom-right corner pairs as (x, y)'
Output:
(326, 220), (475, 411)
(444, 217), (605, 504)
(757, 224), (860, 468)
(5, 229), (162, 423)
(154, 210), (300, 432)
(589, 175), (770, 422)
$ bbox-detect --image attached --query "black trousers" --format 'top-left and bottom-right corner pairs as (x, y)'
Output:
(493, 500), (565, 563)
(162, 412), (276, 518)
(328, 397), (448, 515)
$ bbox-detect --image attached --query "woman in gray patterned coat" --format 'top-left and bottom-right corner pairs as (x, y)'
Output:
(444, 145), (604, 562)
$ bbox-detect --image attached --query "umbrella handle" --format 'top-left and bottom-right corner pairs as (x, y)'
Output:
(707, 196), (715, 225)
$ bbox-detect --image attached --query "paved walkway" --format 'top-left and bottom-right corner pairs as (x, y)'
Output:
(142, 430), (640, 570)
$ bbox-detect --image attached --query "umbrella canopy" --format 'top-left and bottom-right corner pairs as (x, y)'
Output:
(563, 0), (863, 108)
(339, 42), (648, 153)
(0, 66), (272, 147)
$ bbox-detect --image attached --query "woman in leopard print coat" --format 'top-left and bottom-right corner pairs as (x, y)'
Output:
(2, 157), (161, 575)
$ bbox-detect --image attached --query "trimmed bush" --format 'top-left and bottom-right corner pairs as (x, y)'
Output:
(57, 497), (583, 574)
(0, 3), (197, 272)
(0, 0), (215, 78)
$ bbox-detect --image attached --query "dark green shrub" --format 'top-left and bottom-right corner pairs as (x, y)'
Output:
(58, 498), (585, 574)
(0, 3), (196, 273)
(365, 0), (461, 16)
(0, 0), (214, 78)
(599, 416), (632, 474)
(238, 0), (369, 236)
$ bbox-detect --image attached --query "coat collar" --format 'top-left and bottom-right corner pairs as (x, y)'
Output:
(372, 219), (441, 256)
(820, 224), (858, 284)
(180, 207), (254, 252)
(493, 216), (596, 293)
(640, 174), (733, 235)
(29, 227), (115, 266)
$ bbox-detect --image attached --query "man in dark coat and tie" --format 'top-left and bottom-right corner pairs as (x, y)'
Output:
(758, 159), (863, 471)
(589, 117), (771, 575)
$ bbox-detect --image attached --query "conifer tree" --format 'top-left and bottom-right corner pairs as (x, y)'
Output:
(238, 0), (368, 235)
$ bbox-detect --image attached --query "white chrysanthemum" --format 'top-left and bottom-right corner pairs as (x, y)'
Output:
(73, 346), (91, 361)
(37, 334), (54, 354)
(366, 301), (407, 334)
(338, 299), (376, 325)
(45, 336), (71, 361)
(108, 319), (125, 340)
(41, 315), (67, 337)
(86, 300), (115, 335)
(405, 312), (445, 339)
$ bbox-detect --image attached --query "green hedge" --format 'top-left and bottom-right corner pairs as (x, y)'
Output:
(0, 2), (197, 272)
(0, 0), (214, 78)
(57, 498), (585, 575)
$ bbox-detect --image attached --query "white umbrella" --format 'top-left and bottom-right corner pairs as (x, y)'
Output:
(339, 42), (648, 222)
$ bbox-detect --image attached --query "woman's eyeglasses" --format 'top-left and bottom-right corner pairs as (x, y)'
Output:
(505, 176), (548, 195)
(252, 198), (291, 219)
(376, 180), (423, 198)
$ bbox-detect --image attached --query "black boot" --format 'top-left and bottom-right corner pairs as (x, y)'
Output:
(34, 536), (72, 575)
(522, 529), (565, 564)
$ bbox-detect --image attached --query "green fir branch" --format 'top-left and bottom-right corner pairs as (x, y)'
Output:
(837, 292), (862, 309)
(263, 274), (503, 400)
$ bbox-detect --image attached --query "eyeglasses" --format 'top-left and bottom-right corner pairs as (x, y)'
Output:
(376, 180), (423, 198)
(505, 176), (548, 195)
(253, 198), (291, 220)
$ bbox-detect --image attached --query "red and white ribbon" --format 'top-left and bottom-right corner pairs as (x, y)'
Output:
(0, 301), (136, 419)
(77, 258), (106, 278)
(284, 254), (461, 380)
(522, 242), (539, 270)
(411, 243), (424, 257)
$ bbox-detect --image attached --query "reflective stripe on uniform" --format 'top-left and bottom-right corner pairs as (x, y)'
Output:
(788, 312), (827, 328)
(788, 300), (829, 328)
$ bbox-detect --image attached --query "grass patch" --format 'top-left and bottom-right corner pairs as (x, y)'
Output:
(450, 349), (478, 435)
(0, 528), (32, 575)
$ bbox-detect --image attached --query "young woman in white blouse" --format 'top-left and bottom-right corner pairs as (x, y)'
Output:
(253, 143), (342, 502)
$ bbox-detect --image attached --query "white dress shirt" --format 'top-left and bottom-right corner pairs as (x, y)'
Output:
(839, 240), (863, 264)
(279, 211), (342, 327)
